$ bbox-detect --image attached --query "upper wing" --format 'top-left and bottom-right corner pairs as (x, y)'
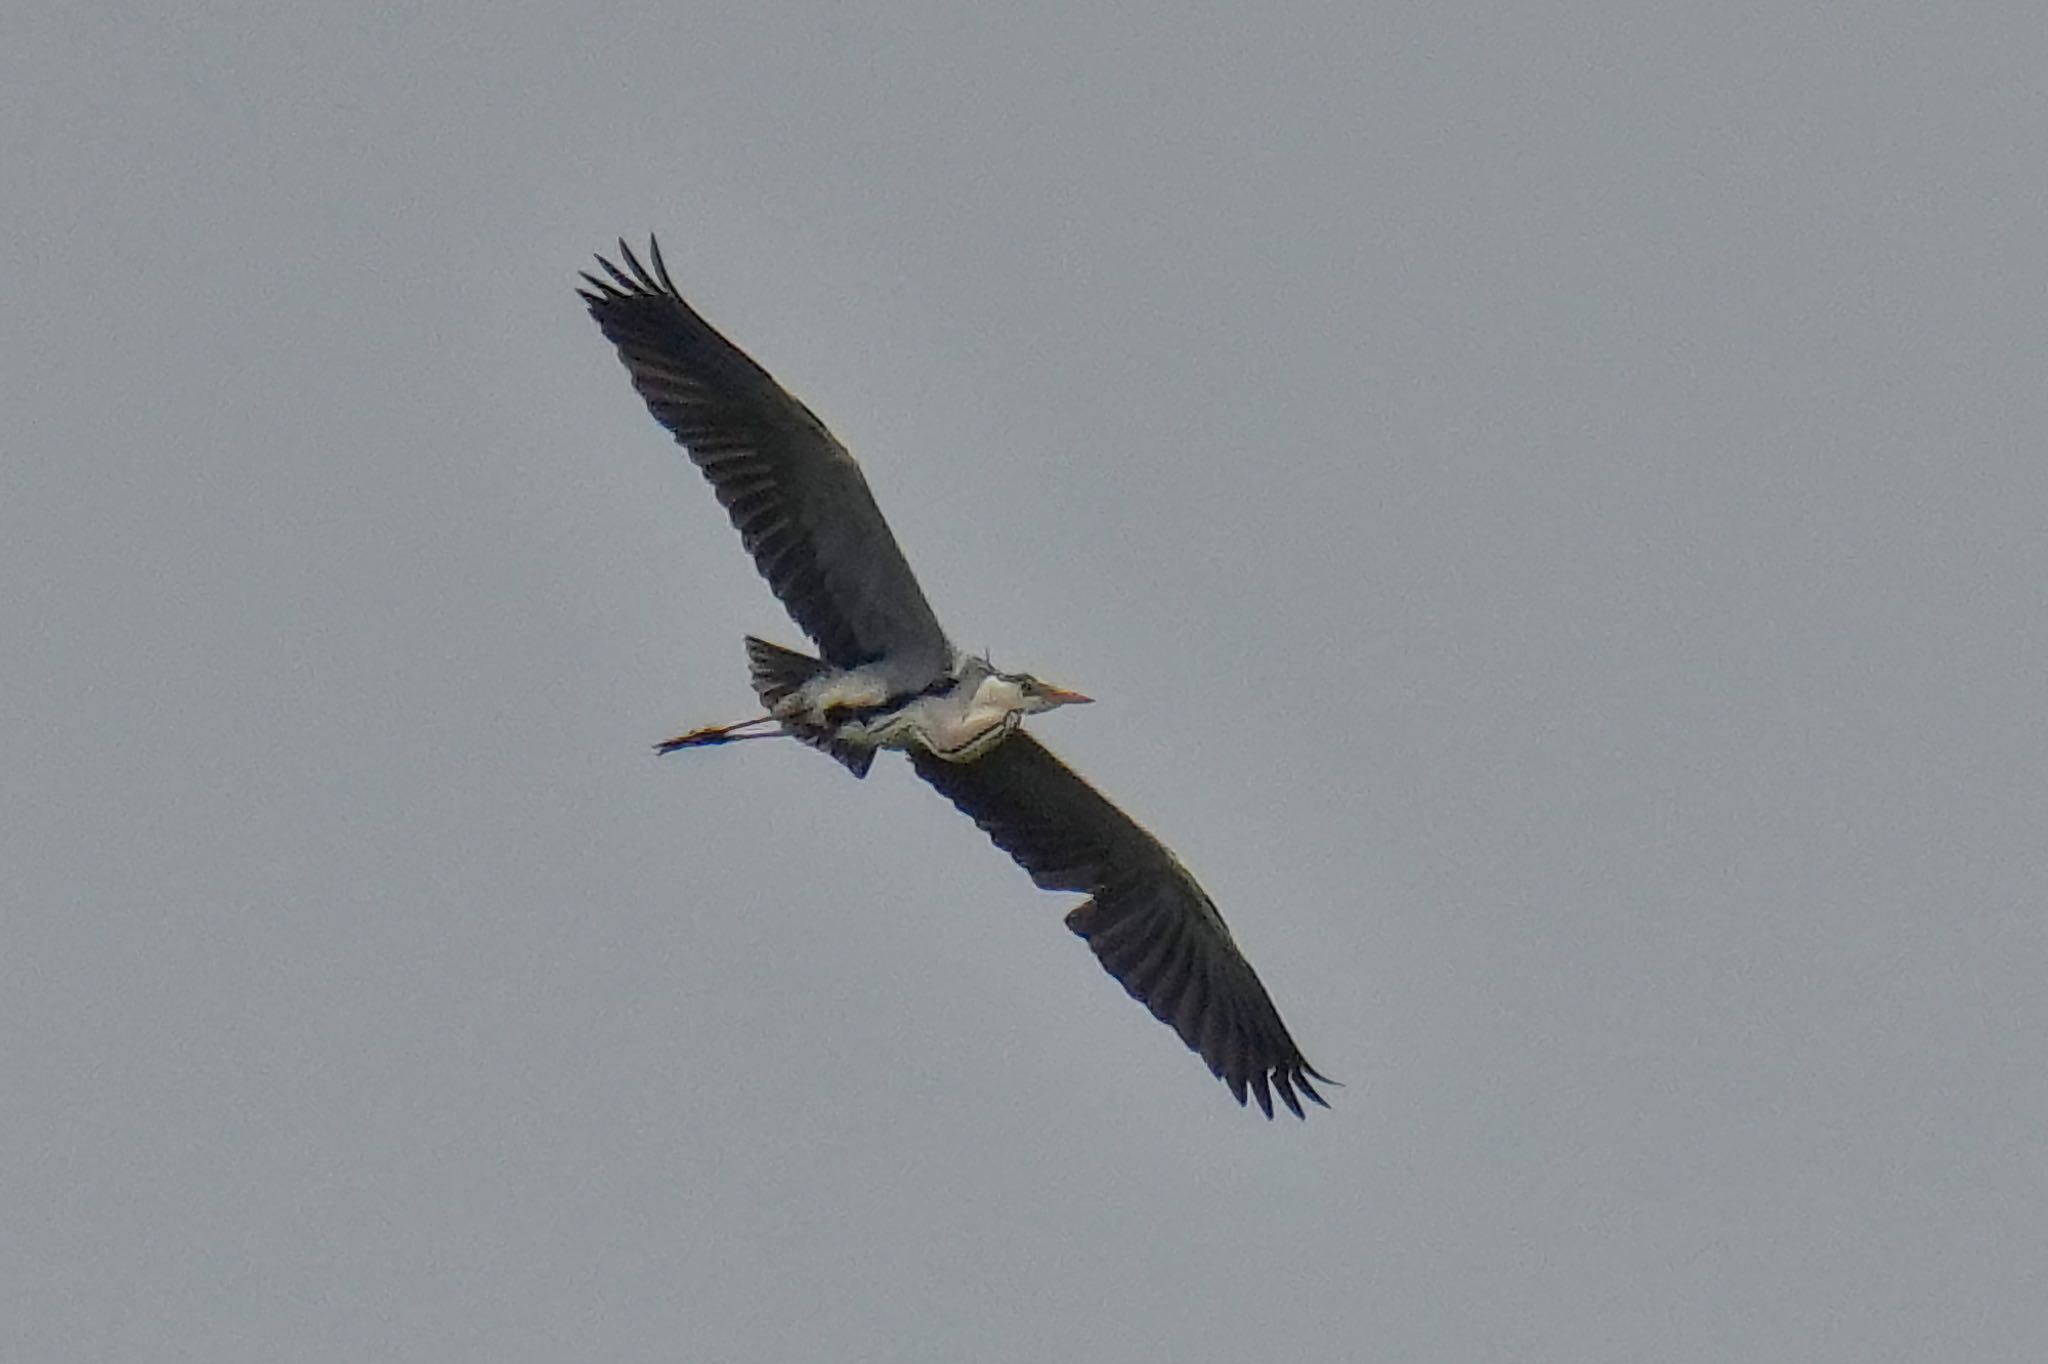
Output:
(580, 239), (953, 679)
(912, 733), (1330, 1118)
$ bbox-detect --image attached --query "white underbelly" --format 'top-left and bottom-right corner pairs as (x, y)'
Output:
(857, 693), (1017, 761)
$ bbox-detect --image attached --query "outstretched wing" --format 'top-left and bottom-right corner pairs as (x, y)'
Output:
(912, 734), (1330, 1118)
(580, 239), (953, 681)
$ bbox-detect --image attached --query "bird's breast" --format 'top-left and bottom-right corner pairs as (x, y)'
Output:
(855, 689), (1017, 762)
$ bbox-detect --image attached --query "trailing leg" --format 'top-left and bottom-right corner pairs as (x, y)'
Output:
(654, 714), (779, 754)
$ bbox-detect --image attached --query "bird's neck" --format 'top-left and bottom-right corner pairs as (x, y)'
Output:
(964, 672), (1027, 714)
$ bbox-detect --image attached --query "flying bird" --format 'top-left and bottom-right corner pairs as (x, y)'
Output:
(580, 239), (1329, 1117)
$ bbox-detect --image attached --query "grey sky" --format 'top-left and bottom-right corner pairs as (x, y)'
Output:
(7, 3), (2045, 1360)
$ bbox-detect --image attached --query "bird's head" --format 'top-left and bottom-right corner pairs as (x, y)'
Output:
(1006, 672), (1095, 715)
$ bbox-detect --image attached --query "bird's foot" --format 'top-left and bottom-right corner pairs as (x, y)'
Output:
(654, 715), (779, 754)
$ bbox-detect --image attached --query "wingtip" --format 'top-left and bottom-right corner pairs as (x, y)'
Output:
(1229, 1062), (1334, 1120)
(1273, 1070), (1305, 1119)
(648, 234), (679, 295)
(581, 235), (681, 304)
(1248, 1070), (1275, 1119)
(616, 236), (645, 284)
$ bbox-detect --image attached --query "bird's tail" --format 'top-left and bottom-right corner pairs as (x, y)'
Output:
(742, 636), (876, 778)
(744, 635), (829, 710)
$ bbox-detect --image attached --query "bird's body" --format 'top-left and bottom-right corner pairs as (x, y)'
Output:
(659, 637), (1086, 776)
(824, 661), (1050, 762)
(581, 239), (1329, 1117)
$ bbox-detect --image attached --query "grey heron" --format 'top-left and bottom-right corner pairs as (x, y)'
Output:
(580, 239), (1330, 1118)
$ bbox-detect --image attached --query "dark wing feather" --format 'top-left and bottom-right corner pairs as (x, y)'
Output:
(912, 733), (1330, 1118)
(580, 239), (952, 679)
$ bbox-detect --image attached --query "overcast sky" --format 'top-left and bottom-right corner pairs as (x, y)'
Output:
(7, 3), (2046, 1360)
